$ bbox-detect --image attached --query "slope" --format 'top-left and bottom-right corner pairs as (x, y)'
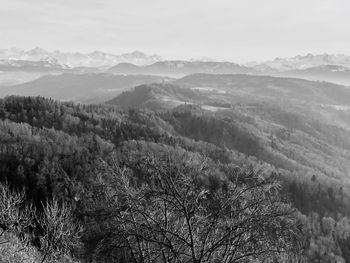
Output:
(0, 73), (169, 103)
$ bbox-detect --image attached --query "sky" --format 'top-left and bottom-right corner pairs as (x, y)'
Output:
(0, 0), (349, 63)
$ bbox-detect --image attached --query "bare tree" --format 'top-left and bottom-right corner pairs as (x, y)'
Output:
(0, 181), (37, 262)
(37, 198), (83, 263)
(0, 181), (83, 263)
(101, 152), (303, 263)
(0, 181), (34, 243)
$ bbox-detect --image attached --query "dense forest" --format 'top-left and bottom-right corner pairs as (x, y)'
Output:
(1, 96), (350, 262)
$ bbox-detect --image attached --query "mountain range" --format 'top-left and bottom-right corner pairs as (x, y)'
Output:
(0, 48), (163, 68)
(274, 65), (350, 85)
(3, 48), (350, 71)
(2, 48), (350, 103)
(108, 61), (258, 77)
(2, 48), (350, 85)
(248, 53), (350, 71)
(107, 60), (350, 86)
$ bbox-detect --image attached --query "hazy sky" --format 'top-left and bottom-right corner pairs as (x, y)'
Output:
(1, 0), (349, 62)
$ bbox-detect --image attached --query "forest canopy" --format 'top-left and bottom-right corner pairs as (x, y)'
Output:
(0, 96), (349, 262)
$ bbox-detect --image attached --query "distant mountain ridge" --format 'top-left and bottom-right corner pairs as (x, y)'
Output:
(106, 54), (350, 85)
(243, 54), (350, 86)
(2, 48), (350, 71)
(274, 65), (350, 86)
(250, 53), (350, 71)
(108, 61), (258, 77)
(0, 48), (163, 68)
(3, 49), (350, 89)
(0, 59), (68, 71)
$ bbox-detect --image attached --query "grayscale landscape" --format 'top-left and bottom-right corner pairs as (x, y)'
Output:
(1, 0), (350, 262)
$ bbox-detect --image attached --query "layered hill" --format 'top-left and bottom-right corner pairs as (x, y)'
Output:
(0, 59), (69, 86)
(175, 73), (350, 105)
(108, 61), (257, 77)
(0, 59), (68, 72)
(275, 65), (350, 86)
(107, 74), (350, 130)
(108, 73), (350, 109)
(108, 74), (350, 188)
(107, 83), (206, 110)
(3, 52), (350, 89)
(0, 73), (168, 103)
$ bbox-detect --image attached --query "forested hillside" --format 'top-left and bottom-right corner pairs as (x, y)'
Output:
(0, 95), (350, 262)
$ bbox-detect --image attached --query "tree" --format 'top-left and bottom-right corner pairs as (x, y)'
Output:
(0, 181), (34, 241)
(102, 152), (303, 263)
(0, 181), (37, 262)
(37, 198), (83, 263)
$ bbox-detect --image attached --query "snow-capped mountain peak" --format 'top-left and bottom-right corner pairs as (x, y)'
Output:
(0, 48), (163, 68)
(251, 53), (350, 71)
